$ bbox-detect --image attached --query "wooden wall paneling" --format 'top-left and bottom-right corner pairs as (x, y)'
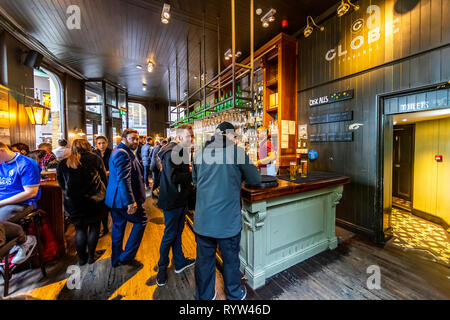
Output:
(420, 0), (432, 50)
(443, 0), (450, 43)
(410, 0), (421, 54)
(441, 47), (450, 80)
(430, 0), (442, 47)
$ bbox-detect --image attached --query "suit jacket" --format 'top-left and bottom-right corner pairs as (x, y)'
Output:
(95, 148), (112, 171)
(105, 143), (146, 209)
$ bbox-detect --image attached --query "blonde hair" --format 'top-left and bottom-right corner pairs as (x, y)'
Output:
(67, 139), (92, 169)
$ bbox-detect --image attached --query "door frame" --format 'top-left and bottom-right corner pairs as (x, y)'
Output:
(392, 124), (415, 203)
(376, 82), (449, 243)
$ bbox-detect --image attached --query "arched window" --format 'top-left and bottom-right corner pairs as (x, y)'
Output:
(33, 68), (64, 150)
(128, 102), (147, 136)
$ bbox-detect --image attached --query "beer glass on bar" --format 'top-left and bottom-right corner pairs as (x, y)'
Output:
(301, 159), (308, 178)
(289, 162), (297, 180)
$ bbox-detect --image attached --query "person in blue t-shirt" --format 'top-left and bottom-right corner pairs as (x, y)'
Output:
(0, 141), (41, 265)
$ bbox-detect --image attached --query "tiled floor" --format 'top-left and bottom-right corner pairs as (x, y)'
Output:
(388, 208), (450, 267)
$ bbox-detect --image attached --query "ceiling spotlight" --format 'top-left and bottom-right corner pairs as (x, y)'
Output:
(161, 3), (171, 23)
(261, 8), (276, 28)
(304, 16), (324, 38)
(136, 65), (143, 69)
(337, 0), (359, 17)
(142, 84), (147, 91)
(147, 61), (155, 73)
(224, 49), (242, 60)
(256, 8), (262, 15)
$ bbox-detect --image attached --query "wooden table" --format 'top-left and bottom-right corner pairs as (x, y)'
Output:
(239, 172), (350, 289)
(38, 180), (65, 258)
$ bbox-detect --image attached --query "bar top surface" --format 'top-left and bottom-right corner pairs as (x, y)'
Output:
(241, 172), (350, 202)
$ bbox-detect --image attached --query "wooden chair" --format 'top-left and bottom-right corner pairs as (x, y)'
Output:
(0, 209), (47, 297)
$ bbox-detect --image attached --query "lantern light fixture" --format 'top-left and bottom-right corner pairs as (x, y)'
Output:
(161, 3), (171, 23)
(25, 100), (50, 125)
(304, 16), (324, 38)
(337, 0), (359, 17)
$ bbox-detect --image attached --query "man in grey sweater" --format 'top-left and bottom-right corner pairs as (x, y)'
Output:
(192, 122), (261, 300)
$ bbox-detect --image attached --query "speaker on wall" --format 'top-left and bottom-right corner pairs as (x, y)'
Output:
(24, 50), (43, 69)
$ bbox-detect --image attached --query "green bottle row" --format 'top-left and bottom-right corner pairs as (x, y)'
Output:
(174, 86), (245, 126)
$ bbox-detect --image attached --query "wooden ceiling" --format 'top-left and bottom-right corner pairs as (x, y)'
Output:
(0, 0), (337, 100)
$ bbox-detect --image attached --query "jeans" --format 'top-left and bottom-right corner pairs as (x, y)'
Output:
(151, 170), (160, 193)
(110, 206), (147, 266)
(1, 220), (26, 244)
(0, 204), (33, 223)
(75, 221), (100, 261)
(158, 207), (188, 271)
(195, 232), (242, 300)
(143, 165), (150, 187)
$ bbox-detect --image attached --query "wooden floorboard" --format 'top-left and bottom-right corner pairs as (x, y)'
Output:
(1, 194), (449, 300)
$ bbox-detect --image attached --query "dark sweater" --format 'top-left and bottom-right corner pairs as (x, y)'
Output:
(57, 152), (108, 220)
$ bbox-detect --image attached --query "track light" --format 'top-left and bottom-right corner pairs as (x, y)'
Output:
(142, 83), (147, 91)
(147, 61), (155, 73)
(304, 16), (324, 38)
(337, 0), (359, 17)
(136, 65), (143, 69)
(261, 8), (276, 28)
(161, 3), (170, 23)
(224, 49), (242, 60)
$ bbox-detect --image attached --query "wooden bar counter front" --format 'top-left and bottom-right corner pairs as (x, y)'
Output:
(239, 173), (350, 290)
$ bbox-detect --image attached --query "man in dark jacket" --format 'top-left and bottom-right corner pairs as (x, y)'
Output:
(140, 136), (153, 189)
(105, 129), (147, 267)
(192, 122), (261, 300)
(155, 124), (195, 286)
(149, 140), (162, 198)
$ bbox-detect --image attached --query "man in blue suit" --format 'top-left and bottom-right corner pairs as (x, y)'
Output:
(105, 129), (147, 267)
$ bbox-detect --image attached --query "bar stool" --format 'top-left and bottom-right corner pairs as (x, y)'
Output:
(0, 209), (47, 297)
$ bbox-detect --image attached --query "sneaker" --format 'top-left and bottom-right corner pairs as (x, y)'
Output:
(239, 285), (247, 300)
(175, 258), (195, 274)
(11, 235), (37, 265)
(156, 270), (167, 287)
(9, 245), (20, 254)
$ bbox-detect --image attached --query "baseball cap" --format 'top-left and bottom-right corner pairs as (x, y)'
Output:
(216, 122), (240, 137)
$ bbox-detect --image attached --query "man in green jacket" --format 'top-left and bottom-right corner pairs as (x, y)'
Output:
(192, 122), (261, 300)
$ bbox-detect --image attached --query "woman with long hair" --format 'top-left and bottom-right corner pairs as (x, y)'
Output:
(57, 139), (108, 265)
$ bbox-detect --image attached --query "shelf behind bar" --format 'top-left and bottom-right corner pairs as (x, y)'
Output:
(171, 97), (253, 127)
(176, 61), (253, 110)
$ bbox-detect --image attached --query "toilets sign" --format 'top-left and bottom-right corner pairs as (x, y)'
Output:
(325, 4), (400, 63)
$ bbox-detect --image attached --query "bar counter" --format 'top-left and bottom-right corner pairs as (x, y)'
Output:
(239, 172), (350, 290)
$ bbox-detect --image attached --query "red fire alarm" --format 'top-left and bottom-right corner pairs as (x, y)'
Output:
(282, 19), (288, 28)
(435, 155), (443, 162)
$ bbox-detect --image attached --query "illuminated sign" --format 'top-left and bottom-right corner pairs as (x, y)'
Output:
(309, 90), (354, 107)
(325, 4), (400, 63)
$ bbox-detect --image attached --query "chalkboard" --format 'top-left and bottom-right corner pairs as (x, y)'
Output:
(310, 132), (353, 142)
(309, 111), (353, 125)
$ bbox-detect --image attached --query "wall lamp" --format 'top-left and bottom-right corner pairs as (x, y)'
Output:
(147, 61), (155, 73)
(337, 0), (360, 17)
(261, 8), (276, 28)
(304, 16), (324, 38)
(25, 100), (50, 125)
(161, 3), (170, 24)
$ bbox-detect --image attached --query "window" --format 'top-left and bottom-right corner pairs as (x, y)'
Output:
(128, 102), (147, 136)
(33, 68), (64, 150)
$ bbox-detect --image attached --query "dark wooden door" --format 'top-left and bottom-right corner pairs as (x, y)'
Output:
(393, 125), (414, 200)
